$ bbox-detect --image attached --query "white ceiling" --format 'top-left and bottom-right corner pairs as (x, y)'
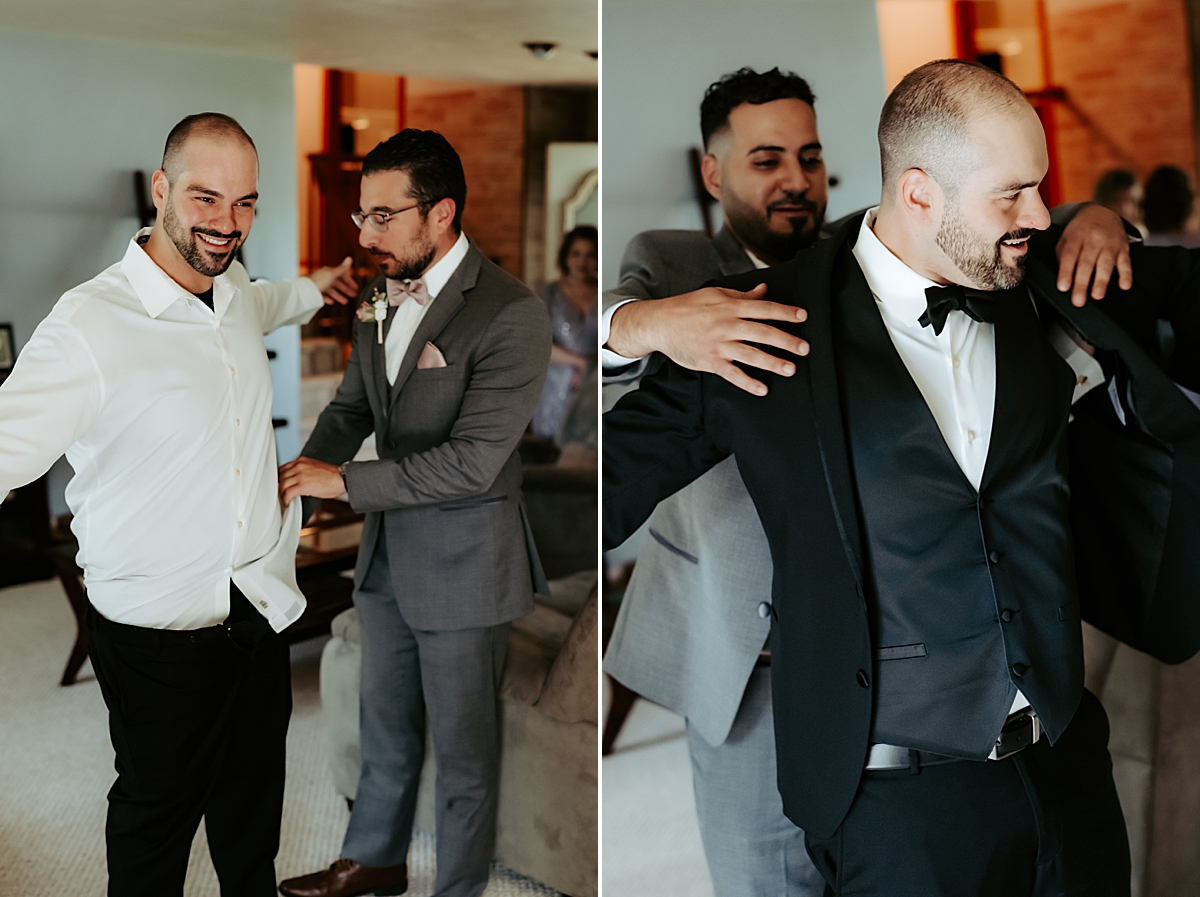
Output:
(0, 0), (597, 84)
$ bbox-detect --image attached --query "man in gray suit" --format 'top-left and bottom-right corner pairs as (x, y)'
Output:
(602, 67), (1132, 897)
(276, 129), (550, 897)
(603, 67), (827, 897)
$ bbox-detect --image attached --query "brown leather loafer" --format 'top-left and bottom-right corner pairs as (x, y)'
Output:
(278, 858), (408, 897)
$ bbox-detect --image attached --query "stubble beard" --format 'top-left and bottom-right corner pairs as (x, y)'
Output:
(371, 220), (438, 282)
(723, 188), (825, 263)
(162, 193), (242, 278)
(936, 204), (1028, 291)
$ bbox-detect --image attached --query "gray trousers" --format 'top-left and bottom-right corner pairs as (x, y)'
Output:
(342, 538), (509, 897)
(687, 665), (825, 897)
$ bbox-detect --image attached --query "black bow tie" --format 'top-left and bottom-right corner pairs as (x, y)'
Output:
(919, 284), (999, 336)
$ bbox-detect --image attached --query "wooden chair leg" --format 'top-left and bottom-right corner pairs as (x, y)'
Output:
(602, 677), (638, 756)
(54, 555), (90, 686)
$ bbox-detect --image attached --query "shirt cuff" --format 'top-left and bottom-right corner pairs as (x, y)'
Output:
(1047, 322), (1106, 405)
(297, 276), (325, 312)
(602, 298), (647, 369)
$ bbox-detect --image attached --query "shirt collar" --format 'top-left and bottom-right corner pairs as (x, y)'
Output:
(121, 228), (235, 320)
(418, 231), (470, 300)
(744, 246), (770, 270)
(851, 208), (939, 328)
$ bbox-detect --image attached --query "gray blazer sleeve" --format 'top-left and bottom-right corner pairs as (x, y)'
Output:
(343, 294), (551, 510)
(603, 233), (676, 384)
(604, 232), (675, 311)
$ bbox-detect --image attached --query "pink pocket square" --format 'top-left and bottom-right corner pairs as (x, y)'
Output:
(417, 341), (447, 369)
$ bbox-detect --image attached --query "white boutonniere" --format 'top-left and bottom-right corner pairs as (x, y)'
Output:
(355, 288), (389, 343)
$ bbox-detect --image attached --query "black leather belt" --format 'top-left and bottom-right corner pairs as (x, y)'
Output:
(865, 708), (1041, 770)
(756, 649), (771, 667)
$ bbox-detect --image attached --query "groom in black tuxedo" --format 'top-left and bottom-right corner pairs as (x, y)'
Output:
(604, 59), (1200, 896)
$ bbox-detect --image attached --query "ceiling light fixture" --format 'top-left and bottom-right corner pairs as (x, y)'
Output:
(524, 42), (557, 59)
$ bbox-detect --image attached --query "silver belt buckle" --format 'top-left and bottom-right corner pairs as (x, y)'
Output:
(988, 708), (1041, 761)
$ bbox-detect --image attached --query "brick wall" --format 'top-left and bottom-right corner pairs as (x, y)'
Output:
(406, 86), (526, 277)
(1046, 0), (1195, 202)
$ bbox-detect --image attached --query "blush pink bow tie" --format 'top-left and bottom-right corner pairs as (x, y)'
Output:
(386, 277), (430, 306)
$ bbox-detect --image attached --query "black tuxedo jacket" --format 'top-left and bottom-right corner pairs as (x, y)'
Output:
(602, 213), (1200, 838)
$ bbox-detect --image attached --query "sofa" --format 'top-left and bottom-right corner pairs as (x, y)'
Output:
(319, 462), (598, 897)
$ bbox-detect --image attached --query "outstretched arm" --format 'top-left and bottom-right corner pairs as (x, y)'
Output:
(0, 316), (101, 495)
(248, 256), (359, 334)
(602, 233), (807, 395)
(603, 360), (731, 548)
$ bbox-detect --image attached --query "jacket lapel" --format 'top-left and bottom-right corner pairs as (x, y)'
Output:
(350, 277), (390, 417)
(798, 217), (866, 585)
(386, 244), (479, 408)
(712, 227), (757, 277)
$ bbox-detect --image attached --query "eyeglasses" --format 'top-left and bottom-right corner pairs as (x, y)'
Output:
(351, 204), (421, 232)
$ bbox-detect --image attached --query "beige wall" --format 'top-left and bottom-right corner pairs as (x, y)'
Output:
(1045, 0), (1195, 202)
(876, 0), (956, 90)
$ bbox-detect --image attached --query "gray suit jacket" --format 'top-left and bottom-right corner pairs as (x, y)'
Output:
(602, 228), (775, 746)
(303, 240), (551, 631)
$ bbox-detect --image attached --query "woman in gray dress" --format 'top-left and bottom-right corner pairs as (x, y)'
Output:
(532, 225), (598, 439)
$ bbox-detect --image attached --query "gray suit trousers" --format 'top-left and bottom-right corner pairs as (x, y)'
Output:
(342, 531), (508, 897)
(687, 666), (824, 897)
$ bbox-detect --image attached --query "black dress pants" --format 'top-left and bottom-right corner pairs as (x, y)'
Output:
(85, 588), (291, 897)
(805, 690), (1130, 896)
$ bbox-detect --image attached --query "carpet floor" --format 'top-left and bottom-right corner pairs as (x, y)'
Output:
(0, 578), (558, 897)
(600, 681), (714, 897)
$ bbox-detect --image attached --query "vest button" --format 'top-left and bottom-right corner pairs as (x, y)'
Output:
(856, 670), (870, 688)
(1011, 662), (1028, 677)
(989, 550), (1001, 564)
(1000, 609), (1014, 623)
(757, 602), (772, 619)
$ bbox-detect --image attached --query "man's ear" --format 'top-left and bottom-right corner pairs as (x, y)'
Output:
(700, 153), (722, 201)
(431, 197), (457, 237)
(150, 169), (169, 215)
(897, 168), (941, 226)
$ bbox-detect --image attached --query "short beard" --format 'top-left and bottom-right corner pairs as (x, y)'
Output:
(936, 203), (1029, 290)
(369, 217), (438, 281)
(723, 189), (824, 263)
(162, 193), (242, 278)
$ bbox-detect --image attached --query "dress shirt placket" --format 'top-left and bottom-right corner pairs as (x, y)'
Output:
(212, 281), (243, 623)
(943, 313), (989, 488)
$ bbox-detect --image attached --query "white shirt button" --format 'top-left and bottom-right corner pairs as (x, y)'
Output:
(235, 418), (241, 426)
(953, 357), (961, 369)
(235, 469), (241, 477)
(237, 520), (243, 528)
(967, 429), (977, 443)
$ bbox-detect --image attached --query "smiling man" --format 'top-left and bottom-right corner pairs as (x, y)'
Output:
(604, 60), (1200, 895)
(0, 112), (356, 897)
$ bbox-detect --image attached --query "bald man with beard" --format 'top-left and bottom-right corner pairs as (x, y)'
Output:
(0, 112), (356, 897)
(604, 60), (1200, 895)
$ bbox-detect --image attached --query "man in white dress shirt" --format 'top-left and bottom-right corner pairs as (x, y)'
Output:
(0, 112), (356, 897)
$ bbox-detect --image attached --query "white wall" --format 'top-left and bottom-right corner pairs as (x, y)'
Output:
(0, 28), (303, 511)
(602, 0), (888, 288)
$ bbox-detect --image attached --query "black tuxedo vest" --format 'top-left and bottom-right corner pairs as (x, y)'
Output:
(832, 256), (1084, 757)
